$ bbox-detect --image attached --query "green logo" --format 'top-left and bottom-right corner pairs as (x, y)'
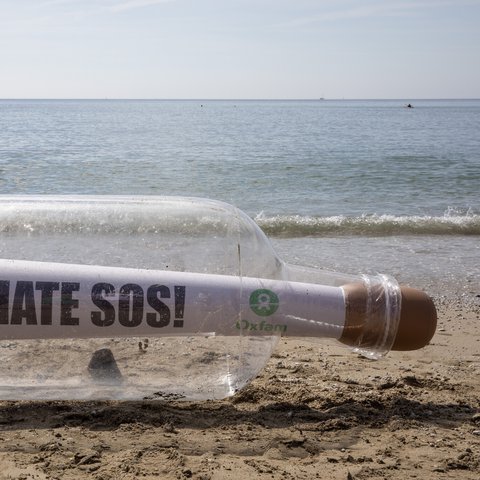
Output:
(249, 289), (279, 316)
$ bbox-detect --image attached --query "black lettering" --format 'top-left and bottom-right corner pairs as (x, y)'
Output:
(146, 285), (170, 328)
(61, 282), (79, 326)
(173, 285), (186, 328)
(0, 281), (9, 325)
(11, 281), (37, 325)
(91, 283), (116, 327)
(36, 282), (59, 325)
(119, 283), (143, 327)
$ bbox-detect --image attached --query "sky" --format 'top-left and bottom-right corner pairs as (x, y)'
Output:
(1, 0), (480, 99)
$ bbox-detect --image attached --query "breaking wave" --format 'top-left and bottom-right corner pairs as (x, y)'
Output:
(0, 199), (478, 237)
(254, 212), (480, 237)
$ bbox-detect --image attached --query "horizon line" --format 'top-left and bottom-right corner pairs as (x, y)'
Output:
(1, 97), (479, 101)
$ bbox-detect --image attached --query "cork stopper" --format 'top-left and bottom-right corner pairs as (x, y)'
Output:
(340, 283), (437, 352)
(392, 286), (437, 350)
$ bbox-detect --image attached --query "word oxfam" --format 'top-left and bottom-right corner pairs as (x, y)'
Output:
(236, 319), (287, 333)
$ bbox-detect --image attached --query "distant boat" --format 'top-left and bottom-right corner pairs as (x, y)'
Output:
(405, 103), (414, 108)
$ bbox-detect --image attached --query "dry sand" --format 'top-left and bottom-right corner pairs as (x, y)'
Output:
(0, 295), (479, 480)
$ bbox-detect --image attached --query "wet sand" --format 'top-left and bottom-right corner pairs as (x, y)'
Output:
(0, 296), (479, 480)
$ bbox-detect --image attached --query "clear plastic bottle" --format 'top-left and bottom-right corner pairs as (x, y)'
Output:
(0, 196), (436, 400)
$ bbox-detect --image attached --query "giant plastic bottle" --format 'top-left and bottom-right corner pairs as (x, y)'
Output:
(0, 196), (436, 400)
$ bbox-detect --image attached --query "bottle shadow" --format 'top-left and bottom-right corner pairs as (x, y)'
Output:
(0, 393), (475, 433)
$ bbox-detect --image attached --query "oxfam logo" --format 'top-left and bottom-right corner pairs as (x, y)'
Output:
(249, 289), (279, 317)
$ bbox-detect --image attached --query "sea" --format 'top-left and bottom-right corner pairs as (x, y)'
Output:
(0, 99), (479, 301)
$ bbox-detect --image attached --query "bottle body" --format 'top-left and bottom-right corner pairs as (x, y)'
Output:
(0, 196), (427, 400)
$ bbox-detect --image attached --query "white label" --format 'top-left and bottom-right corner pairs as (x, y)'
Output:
(0, 259), (345, 340)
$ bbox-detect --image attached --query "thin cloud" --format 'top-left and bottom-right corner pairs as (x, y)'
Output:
(39, 0), (87, 6)
(2, 0), (177, 33)
(272, 0), (479, 29)
(108, 0), (177, 13)
(37, 0), (176, 15)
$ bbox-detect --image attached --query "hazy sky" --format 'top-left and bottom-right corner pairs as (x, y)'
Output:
(1, 0), (479, 99)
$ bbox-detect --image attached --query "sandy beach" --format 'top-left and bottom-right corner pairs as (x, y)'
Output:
(0, 295), (479, 480)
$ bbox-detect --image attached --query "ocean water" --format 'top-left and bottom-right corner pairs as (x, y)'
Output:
(0, 99), (479, 299)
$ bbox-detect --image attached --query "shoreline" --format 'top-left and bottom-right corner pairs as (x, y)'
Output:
(271, 235), (480, 306)
(0, 299), (478, 479)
